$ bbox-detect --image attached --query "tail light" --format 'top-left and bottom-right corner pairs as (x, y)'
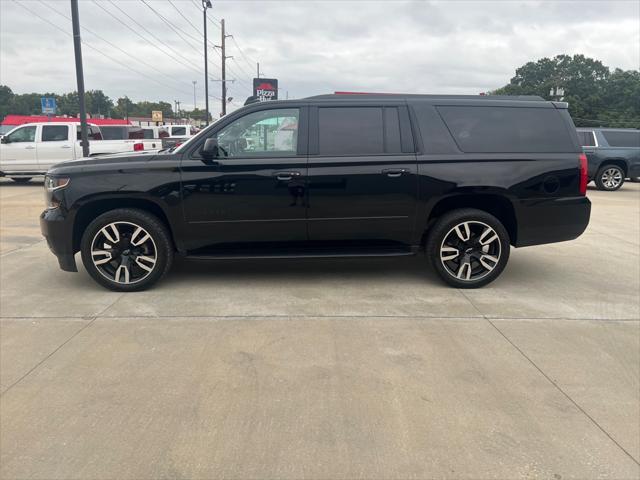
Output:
(579, 153), (588, 195)
(133, 142), (144, 151)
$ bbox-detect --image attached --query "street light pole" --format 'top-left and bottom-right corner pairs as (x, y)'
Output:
(202, 0), (212, 126)
(192, 80), (197, 110)
(70, 0), (89, 157)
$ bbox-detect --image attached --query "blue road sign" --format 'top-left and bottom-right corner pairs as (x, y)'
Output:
(41, 97), (57, 114)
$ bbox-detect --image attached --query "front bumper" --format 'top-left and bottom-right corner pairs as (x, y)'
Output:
(40, 208), (77, 272)
(514, 196), (591, 247)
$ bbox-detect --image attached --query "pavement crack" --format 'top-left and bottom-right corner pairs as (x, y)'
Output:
(486, 318), (640, 467)
(0, 294), (123, 397)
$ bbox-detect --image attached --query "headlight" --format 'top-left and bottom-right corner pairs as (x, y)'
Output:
(45, 176), (70, 191)
(44, 176), (70, 209)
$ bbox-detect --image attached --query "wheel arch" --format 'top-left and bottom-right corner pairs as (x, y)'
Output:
(598, 158), (629, 176)
(423, 194), (518, 246)
(72, 196), (175, 253)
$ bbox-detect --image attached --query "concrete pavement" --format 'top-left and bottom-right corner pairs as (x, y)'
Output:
(0, 178), (639, 479)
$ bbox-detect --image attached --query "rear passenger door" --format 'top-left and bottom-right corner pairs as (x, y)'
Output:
(37, 125), (72, 168)
(307, 104), (418, 244)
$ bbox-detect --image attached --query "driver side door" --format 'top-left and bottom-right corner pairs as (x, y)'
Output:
(179, 105), (308, 251)
(0, 125), (39, 172)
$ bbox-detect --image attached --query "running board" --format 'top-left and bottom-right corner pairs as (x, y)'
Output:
(184, 247), (417, 261)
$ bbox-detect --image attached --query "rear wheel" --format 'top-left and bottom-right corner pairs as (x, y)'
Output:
(80, 208), (173, 291)
(11, 177), (32, 183)
(595, 165), (625, 191)
(426, 208), (510, 288)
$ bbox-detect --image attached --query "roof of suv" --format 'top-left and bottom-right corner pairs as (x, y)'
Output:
(306, 93), (545, 101)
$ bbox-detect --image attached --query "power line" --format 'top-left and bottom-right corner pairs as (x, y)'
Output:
(139, 0), (201, 54)
(38, 0), (192, 95)
(167, 0), (201, 37)
(13, 0), (202, 101)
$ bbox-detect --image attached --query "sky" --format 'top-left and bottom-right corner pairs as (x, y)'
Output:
(1, 0), (639, 116)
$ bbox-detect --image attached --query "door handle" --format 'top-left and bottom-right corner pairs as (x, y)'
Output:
(61, 145), (71, 149)
(25, 146), (36, 150)
(274, 171), (301, 181)
(383, 168), (407, 178)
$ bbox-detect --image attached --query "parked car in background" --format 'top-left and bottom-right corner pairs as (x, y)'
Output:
(576, 128), (640, 190)
(0, 122), (145, 181)
(99, 125), (163, 151)
(41, 94), (590, 291)
(164, 124), (197, 138)
(140, 125), (169, 140)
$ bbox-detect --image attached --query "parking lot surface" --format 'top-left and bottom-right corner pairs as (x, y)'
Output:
(1, 178), (639, 479)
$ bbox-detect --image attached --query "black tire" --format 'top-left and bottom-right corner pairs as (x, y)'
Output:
(426, 208), (510, 289)
(11, 177), (32, 183)
(594, 164), (625, 191)
(80, 208), (174, 291)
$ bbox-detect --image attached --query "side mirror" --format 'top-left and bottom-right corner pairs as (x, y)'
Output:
(201, 138), (219, 159)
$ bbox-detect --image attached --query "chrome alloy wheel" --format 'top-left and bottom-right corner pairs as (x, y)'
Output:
(440, 221), (502, 282)
(90, 221), (157, 285)
(601, 168), (623, 189)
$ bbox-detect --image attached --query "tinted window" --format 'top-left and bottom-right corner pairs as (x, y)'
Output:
(384, 107), (402, 153)
(77, 126), (102, 141)
(171, 126), (187, 136)
(577, 130), (596, 147)
(41, 125), (69, 142)
(6, 126), (36, 143)
(143, 128), (154, 139)
(215, 108), (299, 157)
(127, 128), (144, 139)
(437, 106), (576, 153)
(319, 107), (384, 155)
(601, 131), (640, 148)
(100, 127), (126, 140)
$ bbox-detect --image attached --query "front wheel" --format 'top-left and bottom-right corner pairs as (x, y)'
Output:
(80, 208), (174, 291)
(595, 165), (625, 191)
(426, 209), (511, 288)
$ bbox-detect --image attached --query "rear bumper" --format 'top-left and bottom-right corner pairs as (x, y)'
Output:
(514, 196), (591, 247)
(40, 208), (77, 272)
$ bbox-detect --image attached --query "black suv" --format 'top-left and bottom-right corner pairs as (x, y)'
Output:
(576, 128), (640, 190)
(41, 94), (591, 291)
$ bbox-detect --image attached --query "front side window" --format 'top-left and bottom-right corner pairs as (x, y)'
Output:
(215, 108), (299, 157)
(6, 126), (36, 143)
(577, 130), (596, 147)
(42, 125), (69, 142)
(601, 131), (640, 148)
(171, 126), (187, 136)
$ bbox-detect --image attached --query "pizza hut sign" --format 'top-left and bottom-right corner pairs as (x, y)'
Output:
(253, 78), (278, 102)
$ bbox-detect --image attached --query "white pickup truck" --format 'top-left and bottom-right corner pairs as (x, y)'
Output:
(0, 122), (155, 182)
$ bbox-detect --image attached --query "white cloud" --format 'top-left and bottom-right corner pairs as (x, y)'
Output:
(1, 0), (638, 114)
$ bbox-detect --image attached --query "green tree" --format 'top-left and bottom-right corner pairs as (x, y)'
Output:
(0, 85), (15, 119)
(493, 54), (639, 128)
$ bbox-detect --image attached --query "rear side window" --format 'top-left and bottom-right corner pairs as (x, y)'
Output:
(100, 127), (126, 140)
(77, 126), (103, 140)
(577, 130), (596, 147)
(601, 131), (640, 148)
(41, 125), (69, 142)
(319, 107), (391, 155)
(171, 126), (187, 136)
(437, 106), (576, 153)
(127, 128), (144, 139)
(143, 128), (154, 139)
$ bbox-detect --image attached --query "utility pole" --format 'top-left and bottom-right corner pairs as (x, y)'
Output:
(257, 62), (260, 78)
(176, 101), (181, 119)
(192, 80), (197, 110)
(71, 0), (89, 157)
(220, 19), (232, 116)
(202, 0), (212, 125)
